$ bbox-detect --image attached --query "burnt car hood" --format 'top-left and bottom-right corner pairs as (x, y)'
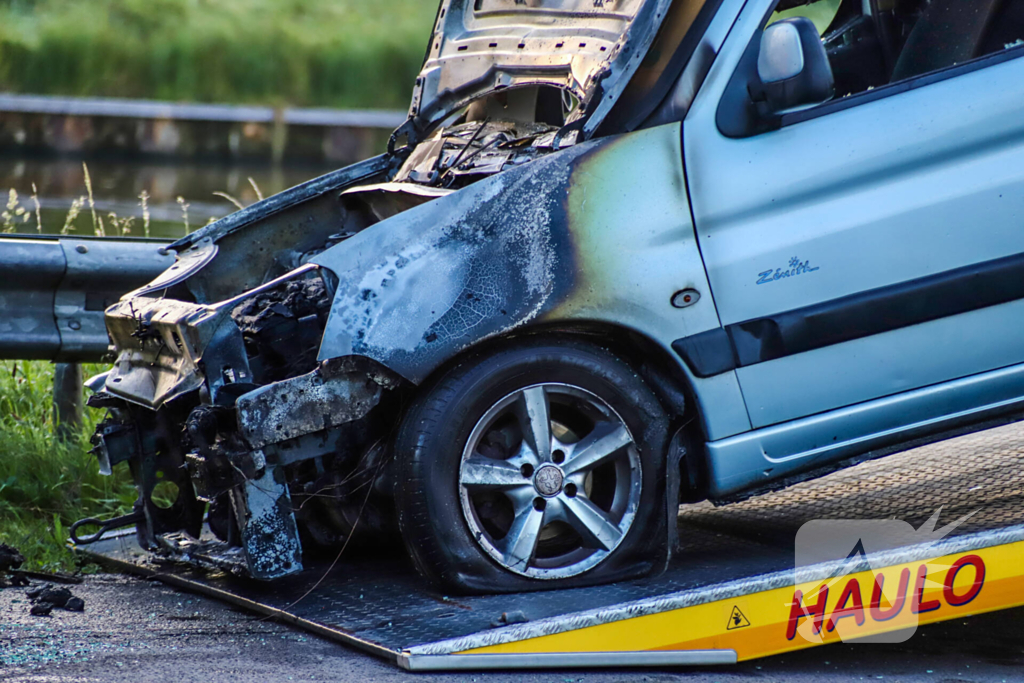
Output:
(408, 0), (674, 139)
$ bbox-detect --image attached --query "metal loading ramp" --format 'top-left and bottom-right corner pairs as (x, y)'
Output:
(78, 420), (1024, 672)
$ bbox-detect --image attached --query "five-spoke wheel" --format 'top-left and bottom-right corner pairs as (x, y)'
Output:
(459, 384), (641, 578)
(395, 340), (669, 593)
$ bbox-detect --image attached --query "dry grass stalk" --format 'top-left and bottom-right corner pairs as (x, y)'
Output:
(61, 197), (85, 235)
(107, 212), (135, 236)
(248, 177), (264, 202)
(2, 189), (27, 233)
(177, 196), (190, 234)
(213, 191), (245, 211)
(82, 163), (104, 237)
(138, 190), (151, 238)
(31, 184), (42, 234)
(7, 171), (239, 240)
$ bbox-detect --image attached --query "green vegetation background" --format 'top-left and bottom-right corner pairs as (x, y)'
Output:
(0, 361), (134, 571)
(0, 0), (847, 572)
(0, 0), (438, 109)
(0, 0), (441, 570)
(0, 0), (869, 573)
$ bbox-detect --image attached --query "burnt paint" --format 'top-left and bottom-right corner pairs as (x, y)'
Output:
(313, 122), (726, 390)
(313, 142), (586, 383)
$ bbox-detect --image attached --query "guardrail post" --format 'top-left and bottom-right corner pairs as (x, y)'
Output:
(53, 362), (83, 443)
(272, 107), (289, 165)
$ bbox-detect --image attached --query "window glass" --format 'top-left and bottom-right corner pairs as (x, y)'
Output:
(770, 0), (1024, 100)
(769, 0), (841, 34)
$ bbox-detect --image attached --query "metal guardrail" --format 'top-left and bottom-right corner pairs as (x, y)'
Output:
(0, 234), (174, 362)
(0, 93), (408, 130)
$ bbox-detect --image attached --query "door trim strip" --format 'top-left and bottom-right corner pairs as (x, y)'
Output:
(674, 250), (1024, 377)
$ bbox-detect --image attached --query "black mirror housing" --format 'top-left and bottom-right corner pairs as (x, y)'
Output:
(716, 16), (835, 138)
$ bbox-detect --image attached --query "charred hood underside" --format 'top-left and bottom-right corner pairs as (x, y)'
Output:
(86, 0), (720, 583)
(403, 0), (676, 144)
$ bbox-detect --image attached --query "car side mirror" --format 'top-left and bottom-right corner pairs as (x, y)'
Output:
(756, 17), (834, 114)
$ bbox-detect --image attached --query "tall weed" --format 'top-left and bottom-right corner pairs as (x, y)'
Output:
(0, 361), (135, 571)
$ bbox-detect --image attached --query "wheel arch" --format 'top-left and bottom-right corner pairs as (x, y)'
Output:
(391, 323), (679, 592)
(403, 320), (712, 501)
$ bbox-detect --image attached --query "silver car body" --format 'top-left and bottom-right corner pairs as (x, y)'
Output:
(91, 0), (1024, 580)
(687, 0), (1024, 495)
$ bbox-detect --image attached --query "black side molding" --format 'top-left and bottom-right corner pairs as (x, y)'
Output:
(672, 329), (737, 378)
(674, 249), (1024, 377)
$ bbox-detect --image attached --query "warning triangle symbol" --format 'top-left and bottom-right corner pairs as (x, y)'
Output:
(726, 605), (751, 630)
(845, 538), (869, 562)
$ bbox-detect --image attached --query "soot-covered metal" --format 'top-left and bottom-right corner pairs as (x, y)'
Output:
(86, 122), (717, 584)
(82, 0), (723, 587)
(312, 142), (587, 383)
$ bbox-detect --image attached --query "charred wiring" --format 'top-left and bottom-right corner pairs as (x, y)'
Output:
(231, 275), (333, 385)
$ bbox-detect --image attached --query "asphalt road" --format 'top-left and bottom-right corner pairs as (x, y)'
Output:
(1, 573), (1021, 683)
(6, 422), (1024, 682)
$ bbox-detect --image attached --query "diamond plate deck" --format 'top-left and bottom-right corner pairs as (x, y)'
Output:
(78, 419), (1024, 669)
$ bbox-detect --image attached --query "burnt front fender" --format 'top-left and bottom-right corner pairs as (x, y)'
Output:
(313, 123), (724, 392)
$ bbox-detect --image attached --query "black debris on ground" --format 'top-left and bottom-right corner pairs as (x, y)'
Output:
(0, 543), (27, 590)
(0, 573), (320, 673)
(27, 586), (72, 606)
(29, 603), (53, 617)
(26, 584), (85, 616)
(0, 543), (25, 573)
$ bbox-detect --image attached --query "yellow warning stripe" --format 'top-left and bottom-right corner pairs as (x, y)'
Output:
(464, 539), (1024, 660)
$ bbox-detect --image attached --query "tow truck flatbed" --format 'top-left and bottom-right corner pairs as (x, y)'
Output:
(77, 420), (1024, 672)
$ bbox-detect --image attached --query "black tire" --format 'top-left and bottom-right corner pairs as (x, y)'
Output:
(394, 338), (671, 593)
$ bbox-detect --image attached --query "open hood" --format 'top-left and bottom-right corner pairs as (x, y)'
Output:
(406, 0), (674, 141)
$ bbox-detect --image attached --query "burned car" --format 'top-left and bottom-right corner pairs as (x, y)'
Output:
(86, 0), (1024, 592)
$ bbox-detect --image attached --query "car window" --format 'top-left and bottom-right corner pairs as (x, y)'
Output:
(770, 0), (1024, 100)
(769, 0), (841, 34)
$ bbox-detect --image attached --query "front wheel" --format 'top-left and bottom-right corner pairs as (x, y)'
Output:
(394, 339), (671, 593)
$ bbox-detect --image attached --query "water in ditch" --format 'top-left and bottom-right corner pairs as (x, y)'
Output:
(0, 157), (343, 241)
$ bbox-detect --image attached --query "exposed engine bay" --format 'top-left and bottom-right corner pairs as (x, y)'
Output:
(73, 0), (1024, 596)
(81, 0), (708, 584)
(84, 87), (588, 579)
(393, 87), (578, 189)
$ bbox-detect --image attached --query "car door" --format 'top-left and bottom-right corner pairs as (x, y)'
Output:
(683, 0), (1024, 431)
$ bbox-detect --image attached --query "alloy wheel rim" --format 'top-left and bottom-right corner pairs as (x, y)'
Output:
(458, 383), (641, 579)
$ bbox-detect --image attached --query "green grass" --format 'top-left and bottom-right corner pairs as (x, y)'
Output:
(0, 0), (439, 110)
(770, 0), (843, 34)
(0, 0), (440, 570)
(0, 360), (135, 572)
